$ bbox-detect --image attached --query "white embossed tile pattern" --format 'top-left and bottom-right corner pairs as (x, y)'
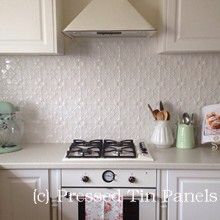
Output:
(0, 38), (220, 143)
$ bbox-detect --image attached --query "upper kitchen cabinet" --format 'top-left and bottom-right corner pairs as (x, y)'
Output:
(159, 0), (220, 53)
(0, 0), (63, 54)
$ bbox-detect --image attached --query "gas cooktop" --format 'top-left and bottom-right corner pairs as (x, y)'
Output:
(63, 139), (153, 161)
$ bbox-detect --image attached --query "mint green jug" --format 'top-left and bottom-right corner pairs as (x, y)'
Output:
(176, 124), (195, 149)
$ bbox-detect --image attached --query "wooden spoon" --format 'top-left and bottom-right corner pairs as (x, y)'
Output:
(156, 111), (165, 120)
(162, 111), (169, 121)
(153, 109), (160, 120)
(166, 111), (171, 120)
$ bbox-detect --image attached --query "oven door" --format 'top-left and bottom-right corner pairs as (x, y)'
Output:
(62, 188), (156, 220)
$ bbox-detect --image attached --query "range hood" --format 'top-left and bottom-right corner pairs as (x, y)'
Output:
(63, 0), (156, 38)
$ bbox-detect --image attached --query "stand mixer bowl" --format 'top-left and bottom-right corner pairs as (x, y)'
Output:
(0, 101), (23, 153)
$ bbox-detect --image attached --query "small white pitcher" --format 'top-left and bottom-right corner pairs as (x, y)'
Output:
(151, 121), (174, 148)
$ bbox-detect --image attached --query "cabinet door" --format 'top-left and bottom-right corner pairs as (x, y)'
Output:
(0, 0), (62, 54)
(167, 170), (220, 220)
(159, 0), (220, 52)
(0, 170), (50, 220)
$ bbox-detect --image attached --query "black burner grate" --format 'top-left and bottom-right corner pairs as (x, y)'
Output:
(66, 139), (103, 158)
(103, 139), (136, 158)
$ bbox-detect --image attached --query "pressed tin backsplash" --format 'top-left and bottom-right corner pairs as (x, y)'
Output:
(0, 38), (220, 143)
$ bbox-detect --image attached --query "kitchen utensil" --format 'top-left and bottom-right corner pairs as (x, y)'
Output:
(155, 110), (170, 121)
(191, 113), (194, 125)
(161, 111), (169, 121)
(159, 101), (164, 111)
(148, 104), (157, 120)
(148, 102), (171, 121)
(156, 111), (165, 120)
(166, 111), (171, 120)
(182, 113), (191, 125)
(153, 109), (160, 119)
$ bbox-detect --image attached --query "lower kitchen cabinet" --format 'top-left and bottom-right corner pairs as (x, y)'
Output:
(1, 168), (220, 220)
(165, 170), (220, 220)
(0, 170), (50, 220)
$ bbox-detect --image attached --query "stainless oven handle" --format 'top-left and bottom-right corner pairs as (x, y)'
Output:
(64, 193), (154, 201)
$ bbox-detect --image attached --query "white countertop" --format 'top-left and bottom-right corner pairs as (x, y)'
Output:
(0, 144), (220, 170)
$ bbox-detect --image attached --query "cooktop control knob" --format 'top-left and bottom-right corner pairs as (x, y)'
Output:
(129, 176), (136, 183)
(102, 170), (115, 183)
(140, 142), (148, 154)
(148, 194), (153, 200)
(82, 176), (90, 183)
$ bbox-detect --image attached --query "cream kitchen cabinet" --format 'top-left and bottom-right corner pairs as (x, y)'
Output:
(0, 0), (63, 54)
(159, 0), (220, 53)
(162, 170), (220, 220)
(0, 170), (50, 220)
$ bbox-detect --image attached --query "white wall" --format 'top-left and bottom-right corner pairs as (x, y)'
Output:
(0, 0), (219, 143)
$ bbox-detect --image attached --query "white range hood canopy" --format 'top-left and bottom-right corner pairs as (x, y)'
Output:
(63, 0), (156, 38)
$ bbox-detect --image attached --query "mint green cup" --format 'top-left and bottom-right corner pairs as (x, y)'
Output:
(176, 124), (195, 149)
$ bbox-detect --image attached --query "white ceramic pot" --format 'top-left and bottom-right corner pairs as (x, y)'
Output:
(151, 121), (174, 148)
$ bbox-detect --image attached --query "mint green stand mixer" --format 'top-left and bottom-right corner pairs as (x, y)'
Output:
(0, 101), (23, 154)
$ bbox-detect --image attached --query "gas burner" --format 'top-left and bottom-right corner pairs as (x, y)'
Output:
(65, 139), (136, 158)
(66, 140), (102, 158)
(72, 139), (103, 147)
(103, 139), (136, 158)
(104, 139), (133, 146)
